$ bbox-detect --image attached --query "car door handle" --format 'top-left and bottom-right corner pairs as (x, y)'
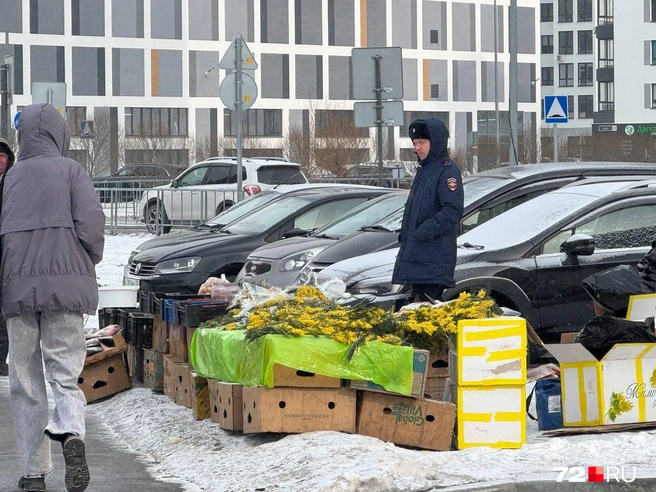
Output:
(191, 191), (199, 194)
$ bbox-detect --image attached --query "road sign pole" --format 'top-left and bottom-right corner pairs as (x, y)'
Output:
(235, 36), (244, 202)
(553, 123), (558, 162)
(374, 55), (384, 187)
(0, 64), (8, 139)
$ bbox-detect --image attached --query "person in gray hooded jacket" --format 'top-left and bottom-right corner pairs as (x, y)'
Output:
(1, 103), (105, 492)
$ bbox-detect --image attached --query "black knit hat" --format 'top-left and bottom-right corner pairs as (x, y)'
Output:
(408, 120), (431, 140)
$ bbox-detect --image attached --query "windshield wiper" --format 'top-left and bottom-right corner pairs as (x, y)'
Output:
(217, 228), (234, 234)
(360, 224), (394, 232)
(312, 233), (338, 240)
(458, 242), (485, 250)
(194, 223), (222, 229)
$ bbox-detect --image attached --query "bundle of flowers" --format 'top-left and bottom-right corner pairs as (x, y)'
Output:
(200, 285), (501, 356)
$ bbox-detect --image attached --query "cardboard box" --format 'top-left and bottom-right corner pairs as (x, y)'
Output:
(189, 371), (211, 420)
(560, 332), (578, 344)
(424, 376), (447, 401)
(544, 342), (656, 426)
(427, 352), (449, 378)
(84, 333), (127, 366)
(143, 348), (164, 392)
(185, 326), (196, 363)
(78, 353), (132, 403)
(163, 354), (193, 408)
(449, 318), (527, 386)
(444, 378), (526, 449)
(168, 322), (188, 363)
(356, 391), (456, 451)
(242, 387), (357, 434)
(152, 315), (169, 353)
(346, 349), (429, 398)
(208, 380), (244, 430)
(126, 344), (144, 382)
(272, 364), (342, 388)
(627, 293), (656, 321)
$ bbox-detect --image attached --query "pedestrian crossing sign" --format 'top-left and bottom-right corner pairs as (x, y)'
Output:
(544, 95), (568, 124)
(80, 120), (94, 139)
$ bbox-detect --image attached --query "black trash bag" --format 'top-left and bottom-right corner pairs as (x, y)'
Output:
(636, 240), (656, 283)
(582, 265), (656, 316)
(574, 314), (656, 360)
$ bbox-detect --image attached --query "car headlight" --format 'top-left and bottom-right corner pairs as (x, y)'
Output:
(279, 248), (325, 272)
(154, 257), (202, 274)
(350, 276), (393, 295)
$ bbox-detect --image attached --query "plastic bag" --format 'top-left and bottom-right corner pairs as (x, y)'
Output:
(198, 274), (231, 295)
(527, 378), (563, 431)
(582, 265), (656, 316)
(574, 314), (656, 360)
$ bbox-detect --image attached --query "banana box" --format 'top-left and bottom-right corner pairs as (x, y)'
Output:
(444, 378), (526, 449)
(449, 318), (527, 386)
(545, 342), (656, 426)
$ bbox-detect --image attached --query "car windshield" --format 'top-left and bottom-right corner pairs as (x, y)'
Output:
(221, 195), (315, 234)
(463, 176), (514, 205)
(205, 191), (281, 227)
(257, 165), (306, 185)
(371, 208), (405, 232)
(313, 194), (408, 238)
(456, 182), (631, 250)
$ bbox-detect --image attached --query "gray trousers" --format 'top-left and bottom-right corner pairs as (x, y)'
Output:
(7, 312), (87, 477)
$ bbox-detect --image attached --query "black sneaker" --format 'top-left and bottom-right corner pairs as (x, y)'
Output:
(0, 361), (8, 377)
(62, 436), (90, 492)
(17, 476), (46, 491)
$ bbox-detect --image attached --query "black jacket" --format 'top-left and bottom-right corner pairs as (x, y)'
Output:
(392, 118), (464, 286)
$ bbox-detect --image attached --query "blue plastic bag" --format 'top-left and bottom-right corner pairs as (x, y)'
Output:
(527, 378), (563, 431)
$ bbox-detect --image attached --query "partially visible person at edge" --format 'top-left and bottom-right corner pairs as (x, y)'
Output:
(392, 118), (464, 306)
(1, 104), (105, 492)
(0, 137), (15, 377)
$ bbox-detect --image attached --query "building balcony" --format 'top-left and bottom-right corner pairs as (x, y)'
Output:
(596, 67), (614, 83)
(595, 24), (614, 39)
(593, 110), (615, 124)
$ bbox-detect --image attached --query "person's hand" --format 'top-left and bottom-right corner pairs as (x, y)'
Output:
(414, 227), (431, 242)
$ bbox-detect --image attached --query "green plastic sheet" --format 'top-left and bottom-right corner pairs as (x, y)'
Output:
(189, 328), (245, 382)
(241, 335), (415, 395)
(190, 330), (416, 395)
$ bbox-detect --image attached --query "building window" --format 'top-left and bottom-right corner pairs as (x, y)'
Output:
(599, 0), (613, 25)
(542, 67), (554, 86)
(67, 107), (87, 137)
(430, 84), (440, 98)
(652, 0), (656, 22)
(599, 81), (614, 111)
(598, 39), (614, 67)
(568, 95), (575, 119)
(541, 3), (554, 21)
(652, 40), (656, 65)
(223, 108), (283, 137)
(124, 108), (188, 137)
(577, 0), (592, 21)
(578, 31), (593, 54)
(559, 0), (573, 22)
(541, 35), (554, 54)
(430, 30), (439, 44)
(578, 62), (593, 86)
(559, 31), (574, 54)
(652, 84), (656, 108)
(559, 63), (574, 86)
(578, 95), (593, 118)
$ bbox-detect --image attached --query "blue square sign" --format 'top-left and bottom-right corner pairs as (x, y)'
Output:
(545, 95), (568, 124)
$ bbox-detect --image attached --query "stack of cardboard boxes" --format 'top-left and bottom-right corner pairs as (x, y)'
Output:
(78, 332), (132, 403)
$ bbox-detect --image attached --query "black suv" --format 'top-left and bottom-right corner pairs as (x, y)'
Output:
(93, 165), (172, 202)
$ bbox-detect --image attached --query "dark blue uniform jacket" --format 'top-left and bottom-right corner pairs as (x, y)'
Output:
(392, 118), (464, 287)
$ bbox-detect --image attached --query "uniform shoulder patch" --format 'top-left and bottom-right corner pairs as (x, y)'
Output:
(447, 177), (458, 191)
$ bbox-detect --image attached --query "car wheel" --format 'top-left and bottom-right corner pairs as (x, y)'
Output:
(146, 202), (171, 234)
(215, 201), (234, 215)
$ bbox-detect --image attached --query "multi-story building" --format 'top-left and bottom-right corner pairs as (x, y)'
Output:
(0, 0), (540, 175)
(539, 0), (595, 160)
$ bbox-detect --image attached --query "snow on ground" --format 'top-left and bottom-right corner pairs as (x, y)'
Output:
(88, 233), (656, 492)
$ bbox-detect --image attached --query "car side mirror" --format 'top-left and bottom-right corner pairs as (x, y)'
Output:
(560, 233), (595, 264)
(171, 179), (179, 188)
(283, 228), (309, 238)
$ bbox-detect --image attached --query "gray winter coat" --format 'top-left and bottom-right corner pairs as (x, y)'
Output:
(0, 103), (105, 318)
